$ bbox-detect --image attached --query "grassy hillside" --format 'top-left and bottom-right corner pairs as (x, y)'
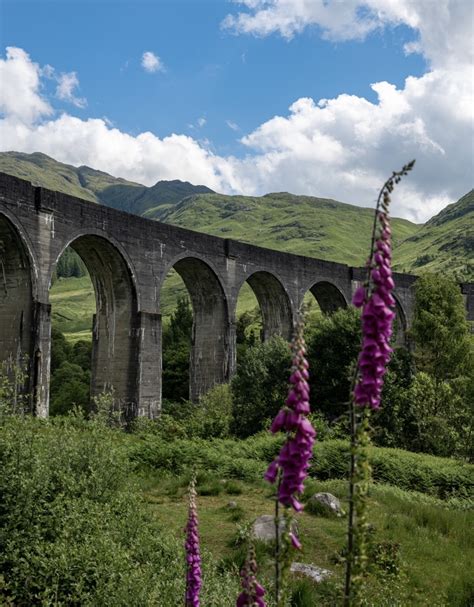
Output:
(0, 151), (213, 217)
(393, 190), (473, 280)
(152, 191), (418, 267)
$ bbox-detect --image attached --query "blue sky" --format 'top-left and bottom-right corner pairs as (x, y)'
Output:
(0, 0), (472, 221)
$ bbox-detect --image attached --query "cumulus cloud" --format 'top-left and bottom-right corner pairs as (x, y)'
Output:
(141, 51), (164, 73)
(222, 0), (474, 69)
(0, 47), (52, 124)
(1, 11), (473, 224)
(55, 72), (87, 108)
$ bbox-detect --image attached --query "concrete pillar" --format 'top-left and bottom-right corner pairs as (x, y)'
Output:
(173, 257), (230, 402)
(136, 311), (162, 418)
(189, 306), (231, 402)
(90, 306), (139, 417)
(32, 301), (51, 418)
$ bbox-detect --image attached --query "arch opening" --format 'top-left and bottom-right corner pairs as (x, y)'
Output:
(393, 295), (408, 346)
(0, 213), (34, 412)
(49, 235), (139, 417)
(161, 258), (229, 403)
(244, 271), (293, 343)
(308, 281), (347, 315)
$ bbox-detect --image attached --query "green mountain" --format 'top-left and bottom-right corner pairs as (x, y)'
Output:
(152, 191), (417, 267)
(0, 151), (213, 217)
(393, 190), (473, 281)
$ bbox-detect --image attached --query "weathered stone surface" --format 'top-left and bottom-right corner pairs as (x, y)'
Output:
(0, 171), (472, 418)
(309, 492), (343, 516)
(290, 562), (332, 583)
(252, 514), (297, 542)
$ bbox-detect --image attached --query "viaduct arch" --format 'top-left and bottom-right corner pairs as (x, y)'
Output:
(0, 172), (472, 418)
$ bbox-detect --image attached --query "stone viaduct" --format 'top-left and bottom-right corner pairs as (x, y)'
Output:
(1, 171), (472, 418)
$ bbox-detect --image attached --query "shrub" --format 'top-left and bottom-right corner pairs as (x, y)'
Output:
(129, 434), (474, 501)
(0, 414), (240, 606)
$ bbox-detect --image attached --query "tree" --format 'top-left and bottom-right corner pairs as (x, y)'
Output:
(306, 307), (361, 419)
(231, 336), (291, 438)
(411, 273), (473, 381)
(162, 297), (193, 402)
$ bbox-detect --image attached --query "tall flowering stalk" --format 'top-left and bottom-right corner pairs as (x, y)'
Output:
(344, 161), (415, 606)
(185, 474), (202, 607)
(265, 315), (316, 604)
(236, 543), (267, 607)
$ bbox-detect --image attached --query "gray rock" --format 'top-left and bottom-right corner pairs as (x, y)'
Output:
(290, 562), (332, 583)
(308, 492), (343, 516)
(252, 514), (297, 543)
(227, 501), (238, 509)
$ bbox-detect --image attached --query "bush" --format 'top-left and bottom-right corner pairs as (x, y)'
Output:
(129, 433), (474, 501)
(0, 414), (240, 606)
(311, 440), (474, 499)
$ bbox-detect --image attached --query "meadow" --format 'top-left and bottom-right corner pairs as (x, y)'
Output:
(1, 412), (473, 606)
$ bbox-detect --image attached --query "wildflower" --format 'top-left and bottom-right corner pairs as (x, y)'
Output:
(185, 475), (201, 607)
(352, 207), (396, 409)
(265, 319), (316, 513)
(237, 544), (266, 607)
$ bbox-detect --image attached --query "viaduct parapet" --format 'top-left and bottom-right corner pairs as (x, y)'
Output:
(0, 172), (472, 418)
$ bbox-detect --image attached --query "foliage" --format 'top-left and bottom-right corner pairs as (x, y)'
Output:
(50, 326), (92, 416)
(306, 307), (361, 419)
(159, 384), (233, 440)
(162, 295), (192, 402)
(129, 433), (474, 502)
(231, 336), (291, 438)
(54, 246), (87, 280)
(0, 356), (30, 416)
(0, 414), (240, 606)
(312, 440), (474, 500)
(411, 273), (473, 380)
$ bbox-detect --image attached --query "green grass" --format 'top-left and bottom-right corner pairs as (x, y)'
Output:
(152, 191), (418, 267)
(140, 472), (474, 606)
(393, 190), (473, 280)
(50, 275), (95, 339)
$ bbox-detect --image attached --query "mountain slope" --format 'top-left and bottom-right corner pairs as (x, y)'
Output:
(0, 151), (213, 217)
(151, 191), (418, 267)
(393, 190), (473, 280)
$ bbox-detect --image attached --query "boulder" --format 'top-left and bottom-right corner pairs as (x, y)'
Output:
(291, 562), (332, 583)
(308, 492), (343, 516)
(252, 514), (297, 543)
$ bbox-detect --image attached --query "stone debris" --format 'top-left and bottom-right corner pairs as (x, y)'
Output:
(251, 514), (297, 542)
(290, 562), (332, 583)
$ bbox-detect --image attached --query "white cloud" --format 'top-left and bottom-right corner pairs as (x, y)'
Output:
(223, 0), (474, 69)
(0, 27), (472, 223)
(197, 117), (206, 127)
(226, 120), (240, 131)
(55, 71), (87, 108)
(141, 51), (164, 73)
(0, 47), (52, 125)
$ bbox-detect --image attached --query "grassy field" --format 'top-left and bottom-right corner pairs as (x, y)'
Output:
(50, 275), (95, 340)
(139, 472), (473, 606)
(2, 412), (473, 606)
